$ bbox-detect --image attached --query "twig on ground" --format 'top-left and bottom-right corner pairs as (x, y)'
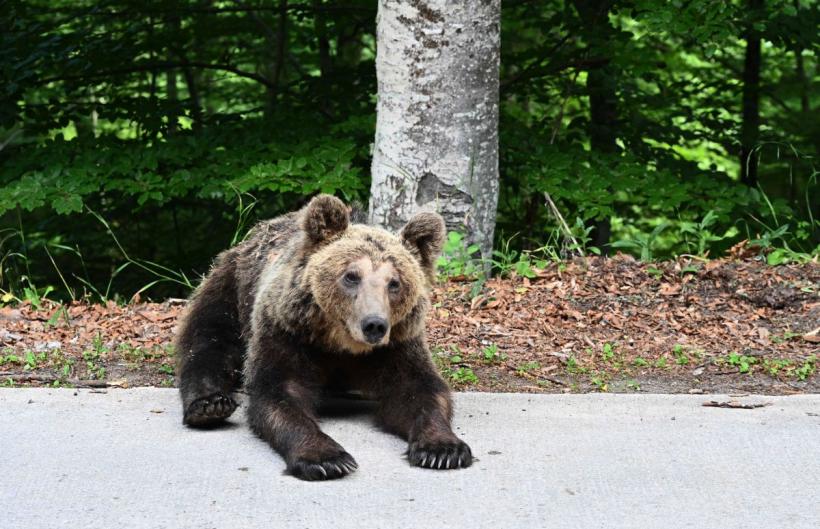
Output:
(543, 192), (584, 261)
(2, 374), (121, 388)
(702, 400), (772, 409)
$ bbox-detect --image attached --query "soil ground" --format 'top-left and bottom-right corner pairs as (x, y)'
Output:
(1, 254), (818, 394)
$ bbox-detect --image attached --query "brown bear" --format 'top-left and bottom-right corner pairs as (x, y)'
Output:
(175, 194), (472, 480)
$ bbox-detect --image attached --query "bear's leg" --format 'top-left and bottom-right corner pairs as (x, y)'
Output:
(246, 365), (357, 481)
(176, 262), (242, 427)
(372, 341), (473, 470)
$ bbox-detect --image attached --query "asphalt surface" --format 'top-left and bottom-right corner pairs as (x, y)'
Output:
(1, 389), (818, 529)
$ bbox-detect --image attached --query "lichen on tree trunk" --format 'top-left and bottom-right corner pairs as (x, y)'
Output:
(369, 0), (501, 261)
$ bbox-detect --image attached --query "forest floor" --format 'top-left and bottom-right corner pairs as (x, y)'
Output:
(1, 252), (818, 395)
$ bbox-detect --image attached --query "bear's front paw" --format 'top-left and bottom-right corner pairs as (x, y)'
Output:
(289, 449), (358, 481)
(407, 439), (473, 470)
(183, 392), (238, 427)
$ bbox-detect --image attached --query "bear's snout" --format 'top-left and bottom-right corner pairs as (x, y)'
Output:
(361, 316), (389, 344)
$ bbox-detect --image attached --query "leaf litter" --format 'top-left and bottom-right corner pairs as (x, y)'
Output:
(0, 255), (817, 394)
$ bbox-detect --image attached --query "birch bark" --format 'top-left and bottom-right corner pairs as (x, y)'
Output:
(369, 0), (501, 260)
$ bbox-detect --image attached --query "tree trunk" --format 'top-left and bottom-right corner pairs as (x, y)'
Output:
(740, 0), (763, 187)
(167, 66), (178, 135)
(313, 0), (332, 115)
(369, 0), (501, 261)
(166, 14), (180, 136)
(573, 0), (617, 252)
(269, 0), (289, 111)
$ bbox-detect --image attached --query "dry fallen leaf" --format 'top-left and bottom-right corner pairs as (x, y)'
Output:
(803, 327), (820, 343)
(659, 283), (681, 296)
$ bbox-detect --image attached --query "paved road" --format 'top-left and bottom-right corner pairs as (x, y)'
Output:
(1, 389), (818, 529)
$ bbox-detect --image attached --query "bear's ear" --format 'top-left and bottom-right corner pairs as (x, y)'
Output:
(302, 194), (350, 244)
(399, 212), (446, 273)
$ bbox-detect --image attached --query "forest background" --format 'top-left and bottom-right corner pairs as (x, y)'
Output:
(1, 0), (817, 302)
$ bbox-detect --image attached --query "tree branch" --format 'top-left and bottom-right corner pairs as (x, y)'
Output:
(36, 61), (274, 90)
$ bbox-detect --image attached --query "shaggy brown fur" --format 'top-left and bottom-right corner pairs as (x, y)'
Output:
(176, 195), (472, 480)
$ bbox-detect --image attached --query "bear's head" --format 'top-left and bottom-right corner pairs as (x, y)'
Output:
(300, 195), (445, 353)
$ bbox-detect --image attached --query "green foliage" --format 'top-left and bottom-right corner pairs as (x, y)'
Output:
(601, 343), (615, 362)
(449, 367), (478, 385)
(672, 344), (690, 366)
(761, 355), (816, 380)
(0, 129), (365, 216)
(1, 0), (818, 300)
(499, 0), (818, 258)
(795, 356), (816, 381)
(631, 357), (649, 368)
(725, 352), (758, 374)
(437, 232), (482, 279)
(482, 344), (507, 364)
(516, 361), (541, 376)
(679, 211), (731, 257)
(611, 222), (671, 262)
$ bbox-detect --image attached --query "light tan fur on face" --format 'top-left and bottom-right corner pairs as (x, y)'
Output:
(343, 256), (396, 346)
(305, 225), (425, 354)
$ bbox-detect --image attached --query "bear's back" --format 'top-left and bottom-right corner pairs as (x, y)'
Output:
(228, 212), (302, 337)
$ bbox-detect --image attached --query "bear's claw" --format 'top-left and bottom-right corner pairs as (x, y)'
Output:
(407, 439), (473, 470)
(289, 451), (358, 481)
(183, 392), (238, 427)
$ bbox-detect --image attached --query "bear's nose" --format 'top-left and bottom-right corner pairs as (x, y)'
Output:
(361, 316), (388, 344)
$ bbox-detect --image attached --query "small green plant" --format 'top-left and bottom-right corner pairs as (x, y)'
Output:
(601, 343), (615, 362)
(679, 265), (700, 275)
(632, 357), (649, 368)
(763, 358), (793, 377)
(228, 187), (259, 246)
(22, 285), (55, 309)
(589, 371), (609, 391)
(91, 333), (107, 356)
(446, 344), (466, 365)
(437, 232), (482, 279)
(82, 349), (106, 379)
(450, 367), (478, 385)
(567, 216), (601, 256)
(48, 349), (74, 381)
(771, 331), (800, 344)
(654, 357), (668, 369)
(491, 233), (549, 279)
(795, 355), (816, 381)
(725, 352), (757, 374)
(672, 344), (689, 366)
(82, 335), (107, 379)
(611, 221), (670, 262)
(744, 180), (819, 266)
(60, 358), (74, 381)
(158, 363), (175, 375)
(680, 210), (729, 257)
(482, 344), (507, 364)
(626, 380), (641, 391)
(646, 267), (663, 279)
(0, 354), (21, 366)
(44, 305), (71, 329)
(516, 361), (541, 376)
(23, 350), (48, 371)
(565, 355), (587, 375)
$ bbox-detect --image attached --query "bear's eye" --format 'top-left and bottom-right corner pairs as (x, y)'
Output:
(343, 271), (360, 286)
(388, 279), (401, 292)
